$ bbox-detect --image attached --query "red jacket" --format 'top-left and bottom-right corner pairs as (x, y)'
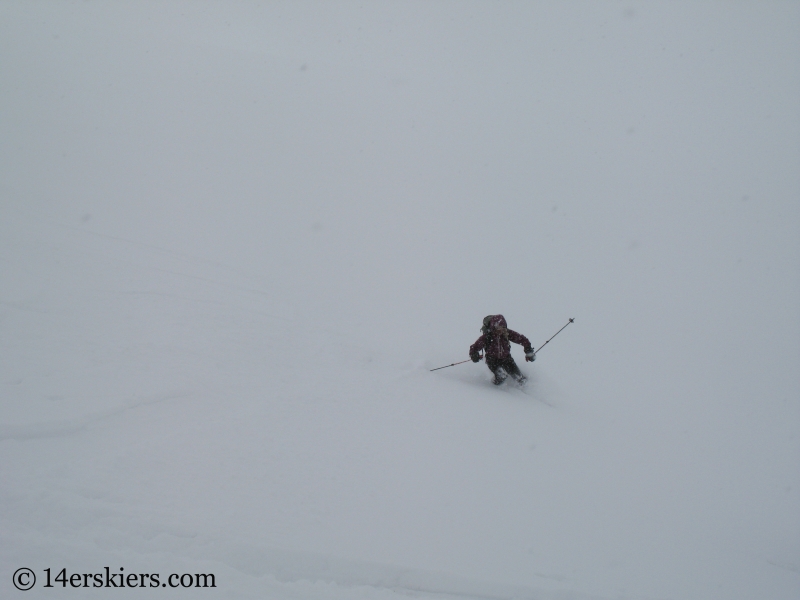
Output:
(470, 315), (532, 361)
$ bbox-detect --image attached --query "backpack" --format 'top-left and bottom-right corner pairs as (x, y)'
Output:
(481, 314), (509, 338)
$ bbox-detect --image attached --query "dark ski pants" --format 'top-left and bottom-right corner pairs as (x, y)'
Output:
(486, 355), (524, 384)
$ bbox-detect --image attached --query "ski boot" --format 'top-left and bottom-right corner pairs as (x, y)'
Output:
(492, 368), (508, 385)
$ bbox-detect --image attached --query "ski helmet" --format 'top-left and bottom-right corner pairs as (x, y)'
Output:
(481, 315), (494, 334)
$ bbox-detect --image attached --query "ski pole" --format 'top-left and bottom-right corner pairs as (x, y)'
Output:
(534, 318), (575, 356)
(430, 358), (474, 372)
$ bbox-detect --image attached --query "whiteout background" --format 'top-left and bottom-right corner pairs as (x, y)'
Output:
(1, 2), (798, 599)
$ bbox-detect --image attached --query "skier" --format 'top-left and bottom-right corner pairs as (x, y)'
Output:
(470, 315), (535, 385)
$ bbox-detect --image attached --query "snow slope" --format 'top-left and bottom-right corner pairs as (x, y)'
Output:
(1, 2), (798, 599)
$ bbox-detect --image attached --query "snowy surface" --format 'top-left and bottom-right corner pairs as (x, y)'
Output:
(1, 2), (798, 599)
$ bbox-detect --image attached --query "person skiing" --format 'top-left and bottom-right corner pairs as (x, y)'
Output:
(470, 315), (535, 385)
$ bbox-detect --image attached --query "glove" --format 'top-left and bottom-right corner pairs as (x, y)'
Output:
(525, 348), (535, 362)
(471, 353), (482, 363)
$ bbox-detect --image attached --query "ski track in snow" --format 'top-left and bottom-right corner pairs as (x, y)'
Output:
(0, 391), (193, 442)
